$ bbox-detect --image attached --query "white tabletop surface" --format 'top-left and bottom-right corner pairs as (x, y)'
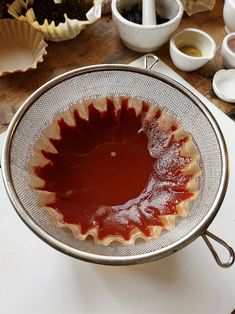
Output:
(0, 56), (234, 314)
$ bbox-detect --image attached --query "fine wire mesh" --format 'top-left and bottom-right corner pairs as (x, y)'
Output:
(9, 69), (222, 258)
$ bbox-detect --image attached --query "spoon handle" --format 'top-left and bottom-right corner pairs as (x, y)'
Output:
(142, 0), (156, 25)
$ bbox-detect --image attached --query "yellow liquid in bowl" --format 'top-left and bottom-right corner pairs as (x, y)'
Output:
(179, 46), (202, 57)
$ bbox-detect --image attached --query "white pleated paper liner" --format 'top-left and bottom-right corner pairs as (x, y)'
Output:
(0, 19), (47, 76)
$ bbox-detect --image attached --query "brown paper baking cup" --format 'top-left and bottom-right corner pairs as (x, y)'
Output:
(102, 0), (111, 14)
(8, 0), (103, 42)
(0, 19), (47, 76)
(181, 0), (215, 16)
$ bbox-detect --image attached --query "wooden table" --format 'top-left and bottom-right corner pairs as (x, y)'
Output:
(0, 0), (234, 134)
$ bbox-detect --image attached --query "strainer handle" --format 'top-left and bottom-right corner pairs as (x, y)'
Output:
(144, 54), (159, 70)
(202, 230), (235, 268)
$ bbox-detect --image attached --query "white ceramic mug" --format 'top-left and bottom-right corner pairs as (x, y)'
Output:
(223, 0), (235, 33)
(221, 32), (235, 68)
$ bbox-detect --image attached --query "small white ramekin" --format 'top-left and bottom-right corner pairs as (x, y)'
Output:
(170, 28), (216, 72)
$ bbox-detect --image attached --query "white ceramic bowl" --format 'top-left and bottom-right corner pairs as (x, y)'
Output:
(223, 0), (235, 34)
(170, 28), (216, 72)
(212, 69), (235, 103)
(111, 0), (183, 53)
(221, 32), (235, 69)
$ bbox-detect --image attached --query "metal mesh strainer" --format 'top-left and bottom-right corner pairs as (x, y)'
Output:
(1, 63), (234, 267)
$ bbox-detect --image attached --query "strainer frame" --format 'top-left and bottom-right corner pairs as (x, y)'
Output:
(1, 64), (229, 265)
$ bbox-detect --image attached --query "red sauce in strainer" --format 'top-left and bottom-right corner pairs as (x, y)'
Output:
(34, 98), (193, 240)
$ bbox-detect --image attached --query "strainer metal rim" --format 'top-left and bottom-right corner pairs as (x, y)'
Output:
(1, 64), (228, 265)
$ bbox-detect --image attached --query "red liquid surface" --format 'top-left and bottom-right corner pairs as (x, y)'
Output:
(35, 98), (193, 240)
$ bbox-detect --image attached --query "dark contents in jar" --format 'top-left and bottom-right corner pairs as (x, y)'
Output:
(0, 0), (14, 19)
(32, 0), (92, 26)
(122, 4), (169, 25)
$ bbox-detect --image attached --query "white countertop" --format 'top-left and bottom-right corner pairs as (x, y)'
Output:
(0, 56), (234, 314)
